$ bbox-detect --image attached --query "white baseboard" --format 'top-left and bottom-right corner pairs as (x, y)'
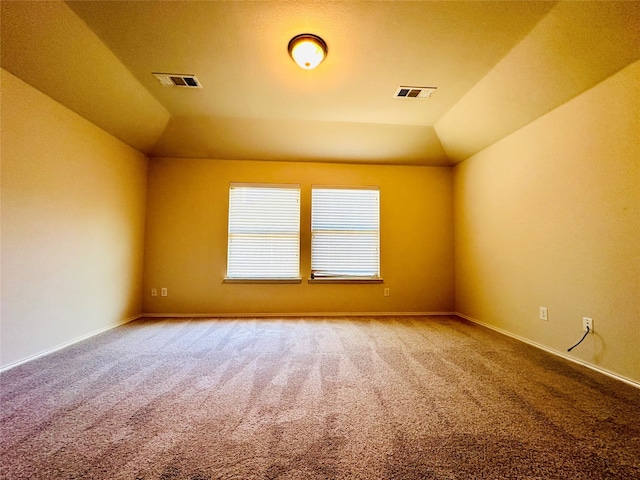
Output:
(0, 314), (143, 373)
(141, 311), (456, 319)
(21, 311), (632, 390)
(456, 312), (639, 389)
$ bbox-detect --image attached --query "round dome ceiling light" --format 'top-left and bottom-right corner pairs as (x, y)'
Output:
(288, 34), (327, 70)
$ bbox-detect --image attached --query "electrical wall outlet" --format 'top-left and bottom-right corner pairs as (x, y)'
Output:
(151, 288), (157, 297)
(539, 306), (548, 321)
(384, 287), (390, 297)
(583, 317), (593, 333)
(161, 288), (168, 297)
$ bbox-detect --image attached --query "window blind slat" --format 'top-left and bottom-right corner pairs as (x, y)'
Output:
(311, 187), (380, 278)
(227, 184), (300, 279)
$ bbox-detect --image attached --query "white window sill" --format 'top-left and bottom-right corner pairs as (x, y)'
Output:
(308, 277), (384, 284)
(223, 278), (302, 284)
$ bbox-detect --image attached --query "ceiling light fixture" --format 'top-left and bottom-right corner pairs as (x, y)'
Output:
(288, 34), (327, 70)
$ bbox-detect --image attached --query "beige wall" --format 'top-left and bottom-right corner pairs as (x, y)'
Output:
(4, 54), (637, 384)
(454, 60), (640, 383)
(143, 159), (454, 315)
(1, 69), (148, 368)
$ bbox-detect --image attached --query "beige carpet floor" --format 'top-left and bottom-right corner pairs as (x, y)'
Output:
(1, 315), (639, 479)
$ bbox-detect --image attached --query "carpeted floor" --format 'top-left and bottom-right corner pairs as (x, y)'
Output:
(1, 315), (639, 479)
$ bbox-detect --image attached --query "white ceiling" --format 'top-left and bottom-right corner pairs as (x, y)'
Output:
(2, 1), (639, 165)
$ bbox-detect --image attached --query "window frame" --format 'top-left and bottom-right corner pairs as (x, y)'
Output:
(224, 182), (302, 283)
(309, 185), (382, 284)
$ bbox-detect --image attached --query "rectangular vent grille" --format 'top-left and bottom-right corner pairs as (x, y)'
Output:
(153, 73), (201, 88)
(394, 86), (437, 99)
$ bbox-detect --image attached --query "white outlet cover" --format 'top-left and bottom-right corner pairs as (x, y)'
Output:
(539, 307), (548, 321)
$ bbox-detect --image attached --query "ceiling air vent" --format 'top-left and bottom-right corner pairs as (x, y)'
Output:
(394, 86), (437, 99)
(153, 73), (201, 88)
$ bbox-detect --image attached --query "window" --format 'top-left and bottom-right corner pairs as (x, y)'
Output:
(311, 186), (380, 280)
(226, 183), (300, 281)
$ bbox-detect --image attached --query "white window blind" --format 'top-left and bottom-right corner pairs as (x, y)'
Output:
(311, 186), (380, 279)
(227, 183), (300, 280)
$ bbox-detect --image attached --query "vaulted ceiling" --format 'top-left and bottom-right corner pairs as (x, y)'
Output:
(2, 1), (639, 166)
